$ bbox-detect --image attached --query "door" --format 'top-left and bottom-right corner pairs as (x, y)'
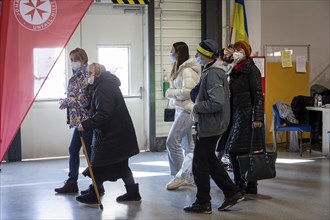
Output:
(77, 5), (147, 150)
(20, 4), (148, 159)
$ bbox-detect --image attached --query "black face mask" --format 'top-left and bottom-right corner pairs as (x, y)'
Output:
(223, 56), (234, 64)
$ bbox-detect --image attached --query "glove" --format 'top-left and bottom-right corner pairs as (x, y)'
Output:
(82, 167), (91, 178)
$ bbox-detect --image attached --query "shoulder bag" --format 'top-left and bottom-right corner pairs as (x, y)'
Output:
(237, 127), (277, 182)
(164, 100), (175, 122)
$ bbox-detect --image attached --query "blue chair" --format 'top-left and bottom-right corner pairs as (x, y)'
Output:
(272, 104), (312, 156)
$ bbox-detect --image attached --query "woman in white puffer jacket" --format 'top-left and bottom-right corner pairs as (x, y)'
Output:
(165, 42), (201, 190)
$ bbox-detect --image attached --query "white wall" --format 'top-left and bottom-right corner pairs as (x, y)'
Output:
(260, 0), (330, 89)
(244, 0), (261, 56)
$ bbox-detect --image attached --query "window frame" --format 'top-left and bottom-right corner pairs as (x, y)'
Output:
(97, 45), (132, 97)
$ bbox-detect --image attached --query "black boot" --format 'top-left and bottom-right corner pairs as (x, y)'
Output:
(80, 184), (105, 196)
(245, 181), (258, 194)
(116, 183), (141, 202)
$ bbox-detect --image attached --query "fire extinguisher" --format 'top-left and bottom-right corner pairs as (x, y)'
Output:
(163, 76), (170, 97)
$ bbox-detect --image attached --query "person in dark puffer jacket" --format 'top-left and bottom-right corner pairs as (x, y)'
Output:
(76, 63), (141, 205)
(226, 40), (265, 195)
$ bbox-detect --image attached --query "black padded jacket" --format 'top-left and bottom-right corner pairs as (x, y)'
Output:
(226, 58), (265, 153)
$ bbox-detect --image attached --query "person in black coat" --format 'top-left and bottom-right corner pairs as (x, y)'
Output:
(226, 41), (264, 195)
(76, 63), (141, 205)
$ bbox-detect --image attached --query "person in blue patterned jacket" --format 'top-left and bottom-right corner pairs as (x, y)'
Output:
(55, 48), (95, 194)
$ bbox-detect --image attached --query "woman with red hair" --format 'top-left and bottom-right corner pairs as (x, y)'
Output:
(226, 40), (265, 195)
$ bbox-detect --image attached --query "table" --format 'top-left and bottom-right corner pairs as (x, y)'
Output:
(306, 106), (330, 156)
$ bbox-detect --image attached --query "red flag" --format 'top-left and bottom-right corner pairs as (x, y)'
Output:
(0, 0), (93, 162)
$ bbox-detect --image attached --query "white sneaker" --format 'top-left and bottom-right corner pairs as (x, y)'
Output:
(166, 178), (185, 190)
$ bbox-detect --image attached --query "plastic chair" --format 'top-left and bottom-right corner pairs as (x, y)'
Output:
(272, 104), (312, 156)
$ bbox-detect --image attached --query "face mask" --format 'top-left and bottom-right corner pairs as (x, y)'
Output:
(71, 61), (81, 72)
(195, 57), (205, 66)
(233, 52), (244, 62)
(87, 75), (94, 85)
(223, 56), (234, 64)
(169, 53), (176, 62)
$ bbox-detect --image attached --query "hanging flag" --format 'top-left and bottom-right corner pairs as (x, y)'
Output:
(0, 0), (93, 163)
(230, 0), (249, 44)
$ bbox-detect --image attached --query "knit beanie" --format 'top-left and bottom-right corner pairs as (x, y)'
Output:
(234, 40), (252, 58)
(197, 39), (219, 59)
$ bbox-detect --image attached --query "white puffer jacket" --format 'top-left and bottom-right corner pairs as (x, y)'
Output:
(165, 57), (201, 112)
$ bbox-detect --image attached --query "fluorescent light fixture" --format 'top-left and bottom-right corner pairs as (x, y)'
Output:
(276, 158), (314, 164)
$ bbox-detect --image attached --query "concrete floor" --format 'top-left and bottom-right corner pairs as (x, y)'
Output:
(0, 149), (329, 220)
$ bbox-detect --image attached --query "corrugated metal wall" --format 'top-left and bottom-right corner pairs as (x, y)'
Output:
(154, 0), (201, 137)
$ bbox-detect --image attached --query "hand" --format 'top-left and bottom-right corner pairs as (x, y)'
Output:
(78, 125), (84, 131)
(252, 121), (263, 128)
(190, 106), (199, 122)
(59, 99), (66, 110)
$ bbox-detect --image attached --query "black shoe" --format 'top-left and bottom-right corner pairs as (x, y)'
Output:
(218, 192), (245, 211)
(76, 191), (99, 205)
(245, 188), (257, 195)
(184, 202), (212, 214)
(235, 180), (247, 195)
(81, 184), (105, 196)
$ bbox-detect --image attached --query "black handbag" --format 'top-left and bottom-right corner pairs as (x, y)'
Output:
(164, 101), (175, 122)
(237, 128), (277, 182)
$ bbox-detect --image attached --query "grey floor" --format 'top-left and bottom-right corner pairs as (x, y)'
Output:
(0, 149), (329, 220)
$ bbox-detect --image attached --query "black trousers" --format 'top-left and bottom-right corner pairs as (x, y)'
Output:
(193, 135), (238, 204)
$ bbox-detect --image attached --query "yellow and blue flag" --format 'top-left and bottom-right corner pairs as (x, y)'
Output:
(231, 0), (249, 43)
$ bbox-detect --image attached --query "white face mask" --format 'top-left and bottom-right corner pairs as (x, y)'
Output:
(169, 53), (176, 62)
(87, 75), (95, 85)
(71, 61), (81, 71)
(232, 52), (244, 62)
(195, 56), (205, 66)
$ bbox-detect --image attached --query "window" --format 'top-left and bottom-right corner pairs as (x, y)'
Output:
(98, 46), (130, 96)
(34, 48), (66, 100)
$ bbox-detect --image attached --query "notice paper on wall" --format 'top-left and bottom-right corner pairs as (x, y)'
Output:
(252, 57), (265, 77)
(296, 56), (307, 73)
(281, 50), (292, 68)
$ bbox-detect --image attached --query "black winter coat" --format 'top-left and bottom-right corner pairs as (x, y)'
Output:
(81, 72), (139, 167)
(226, 58), (265, 153)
